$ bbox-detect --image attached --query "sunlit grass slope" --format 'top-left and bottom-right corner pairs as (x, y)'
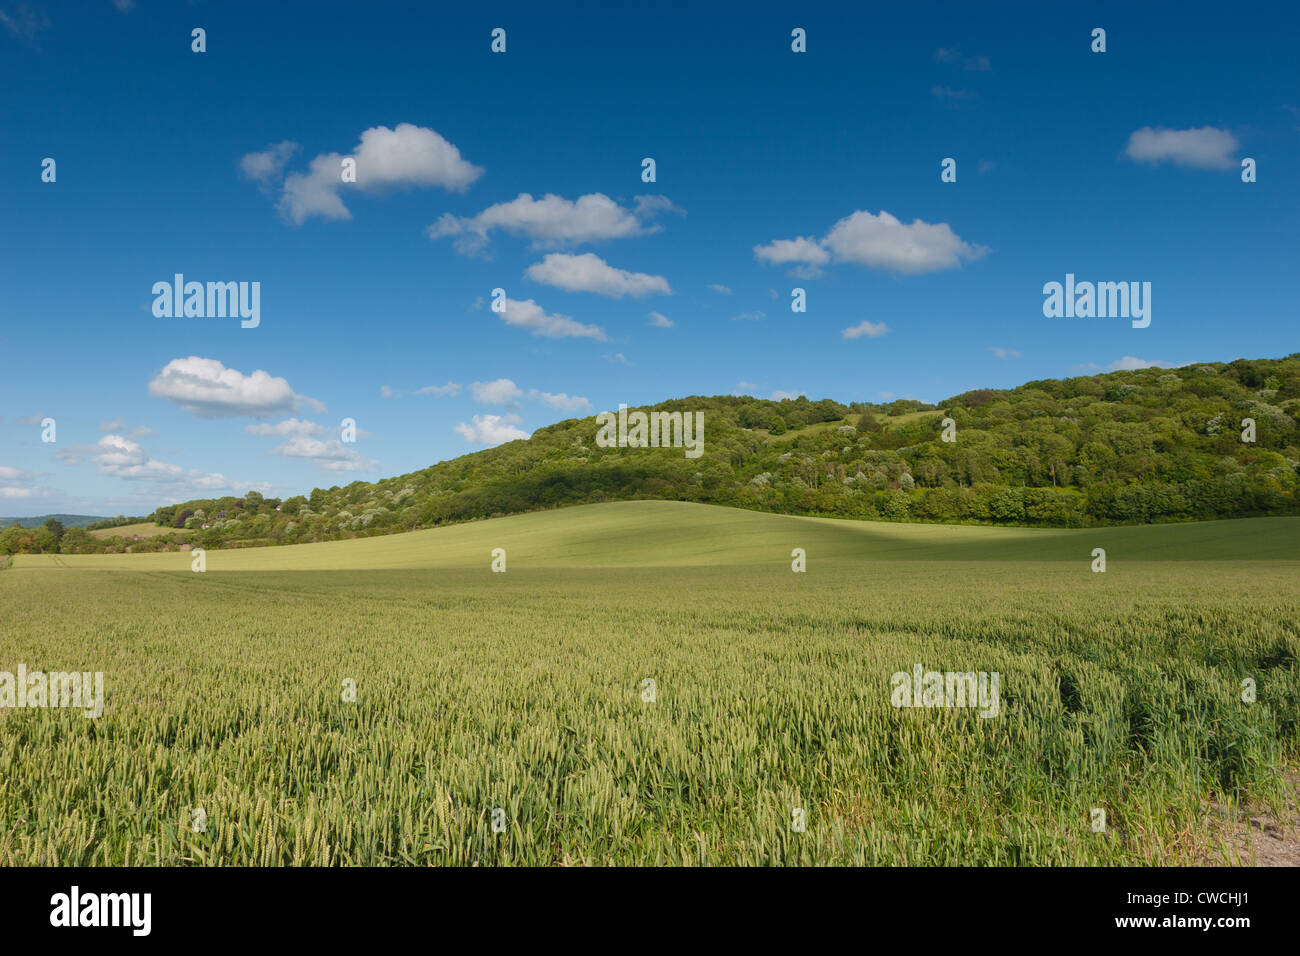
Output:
(12, 501), (1300, 571)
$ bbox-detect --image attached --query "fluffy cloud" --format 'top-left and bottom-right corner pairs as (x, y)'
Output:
(988, 346), (1021, 359)
(531, 391), (591, 413)
(148, 356), (325, 418)
(240, 140), (298, 185)
(842, 320), (889, 340)
(732, 311), (765, 322)
(648, 311), (674, 328)
(429, 192), (678, 255)
(754, 237), (831, 269)
(0, 486), (44, 499)
(98, 418), (156, 439)
(0, 465), (40, 481)
(245, 418), (328, 437)
(454, 414), (530, 446)
(243, 123), (482, 224)
(1123, 126), (1239, 171)
(469, 378), (591, 413)
(270, 436), (377, 472)
(55, 434), (239, 492)
(707, 284), (732, 295)
(525, 253), (671, 297)
(470, 379), (525, 404)
(0, 464), (45, 499)
(824, 211), (989, 273)
(756, 210), (987, 276)
(493, 297), (606, 340)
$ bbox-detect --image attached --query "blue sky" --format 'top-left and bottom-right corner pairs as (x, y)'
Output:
(2, 0), (1296, 515)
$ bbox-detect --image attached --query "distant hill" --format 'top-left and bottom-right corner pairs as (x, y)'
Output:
(12, 502), (1299, 571)
(4, 354), (1299, 556)
(0, 514), (107, 529)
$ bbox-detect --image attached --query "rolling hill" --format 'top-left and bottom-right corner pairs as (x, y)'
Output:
(11, 500), (1298, 571)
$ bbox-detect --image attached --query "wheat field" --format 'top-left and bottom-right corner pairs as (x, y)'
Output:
(2, 502), (1297, 865)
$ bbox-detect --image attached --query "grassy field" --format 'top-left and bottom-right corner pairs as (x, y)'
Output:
(2, 501), (1297, 865)
(87, 521), (188, 540)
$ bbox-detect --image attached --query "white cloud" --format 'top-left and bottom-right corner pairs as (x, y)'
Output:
(98, 418), (156, 439)
(707, 284), (733, 295)
(842, 320), (889, 340)
(55, 434), (241, 492)
(988, 346), (1021, 359)
(525, 252), (671, 297)
(279, 152), (352, 222)
(753, 237), (830, 278)
(270, 436), (377, 472)
(454, 414), (530, 446)
(602, 352), (633, 367)
(769, 390), (802, 401)
(148, 356), (325, 418)
(0, 486), (44, 499)
(757, 209), (987, 276)
(529, 391), (591, 413)
(0, 465), (45, 502)
(732, 310), (765, 322)
(429, 192), (677, 255)
(824, 210), (988, 273)
(1124, 126), (1239, 171)
(648, 311), (674, 328)
(470, 378), (591, 413)
(239, 141), (298, 185)
(471, 379), (525, 405)
(494, 297), (606, 340)
(254, 123), (482, 225)
(245, 418), (328, 437)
